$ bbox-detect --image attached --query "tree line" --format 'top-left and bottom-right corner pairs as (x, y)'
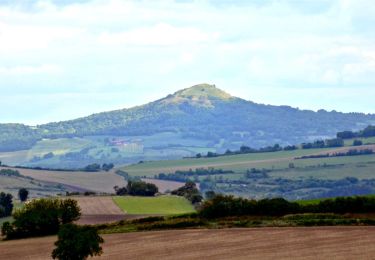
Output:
(199, 195), (375, 218)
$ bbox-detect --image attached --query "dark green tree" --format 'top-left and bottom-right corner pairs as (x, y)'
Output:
(0, 192), (13, 217)
(52, 224), (104, 260)
(18, 188), (29, 202)
(2, 198), (81, 239)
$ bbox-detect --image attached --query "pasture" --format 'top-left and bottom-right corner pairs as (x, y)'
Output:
(1, 227), (374, 259)
(113, 195), (195, 215)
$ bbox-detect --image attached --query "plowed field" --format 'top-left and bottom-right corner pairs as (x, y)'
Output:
(1, 227), (374, 260)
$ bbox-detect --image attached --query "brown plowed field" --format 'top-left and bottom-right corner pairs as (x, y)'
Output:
(72, 196), (126, 225)
(1, 227), (375, 260)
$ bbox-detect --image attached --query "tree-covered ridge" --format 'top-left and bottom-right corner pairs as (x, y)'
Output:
(1, 84), (375, 152)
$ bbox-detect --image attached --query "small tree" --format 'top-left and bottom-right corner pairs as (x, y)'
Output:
(52, 223), (104, 260)
(0, 192), (13, 217)
(18, 188), (29, 202)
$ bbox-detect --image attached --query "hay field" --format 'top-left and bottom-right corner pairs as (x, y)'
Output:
(1, 227), (374, 259)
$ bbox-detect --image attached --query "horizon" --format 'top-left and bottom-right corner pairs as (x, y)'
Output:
(1, 0), (375, 124)
(2, 82), (375, 126)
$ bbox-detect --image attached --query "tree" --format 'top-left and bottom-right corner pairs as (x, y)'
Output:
(83, 163), (101, 172)
(102, 163), (114, 171)
(18, 188), (29, 202)
(127, 181), (158, 196)
(353, 139), (363, 146)
(171, 181), (202, 204)
(0, 192), (13, 217)
(2, 198), (81, 239)
(52, 223), (104, 260)
(205, 191), (217, 200)
(60, 199), (81, 224)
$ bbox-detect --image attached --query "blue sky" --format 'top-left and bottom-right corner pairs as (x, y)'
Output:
(0, 0), (374, 125)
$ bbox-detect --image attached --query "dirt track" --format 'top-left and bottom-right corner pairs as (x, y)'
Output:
(1, 227), (374, 260)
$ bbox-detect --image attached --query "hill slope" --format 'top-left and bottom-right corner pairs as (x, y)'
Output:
(0, 84), (374, 166)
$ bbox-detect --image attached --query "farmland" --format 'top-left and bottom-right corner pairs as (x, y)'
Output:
(72, 196), (126, 225)
(1, 227), (374, 259)
(113, 195), (195, 215)
(0, 166), (126, 194)
(120, 145), (375, 200)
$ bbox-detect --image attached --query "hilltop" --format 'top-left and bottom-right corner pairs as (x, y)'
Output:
(0, 83), (374, 167)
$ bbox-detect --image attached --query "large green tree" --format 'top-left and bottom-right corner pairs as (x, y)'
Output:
(52, 224), (104, 260)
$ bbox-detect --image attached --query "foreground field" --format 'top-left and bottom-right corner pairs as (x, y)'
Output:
(1, 227), (374, 259)
(113, 195), (195, 215)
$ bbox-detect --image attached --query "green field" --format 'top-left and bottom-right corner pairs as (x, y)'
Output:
(296, 194), (375, 205)
(0, 202), (24, 227)
(113, 196), (196, 215)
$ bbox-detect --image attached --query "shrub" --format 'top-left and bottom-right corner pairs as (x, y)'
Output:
(52, 224), (104, 260)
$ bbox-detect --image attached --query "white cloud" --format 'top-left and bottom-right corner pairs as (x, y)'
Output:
(0, 0), (374, 123)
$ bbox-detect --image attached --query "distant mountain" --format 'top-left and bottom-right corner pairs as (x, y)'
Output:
(1, 84), (375, 154)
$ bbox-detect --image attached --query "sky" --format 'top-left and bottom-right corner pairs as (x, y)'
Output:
(1, 0), (374, 125)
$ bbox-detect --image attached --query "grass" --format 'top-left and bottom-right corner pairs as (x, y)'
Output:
(296, 194), (375, 205)
(0, 202), (24, 227)
(112, 195), (196, 215)
(344, 137), (375, 146)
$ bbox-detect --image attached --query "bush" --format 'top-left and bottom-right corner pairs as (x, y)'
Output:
(2, 198), (81, 239)
(52, 224), (104, 260)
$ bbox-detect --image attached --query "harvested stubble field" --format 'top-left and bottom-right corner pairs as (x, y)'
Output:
(1, 167), (127, 194)
(1, 227), (374, 260)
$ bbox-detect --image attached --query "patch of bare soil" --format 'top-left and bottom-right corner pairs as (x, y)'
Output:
(72, 196), (126, 225)
(1, 227), (374, 260)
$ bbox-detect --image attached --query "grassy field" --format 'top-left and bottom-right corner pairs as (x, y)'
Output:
(296, 194), (375, 205)
(113, 195), (195, 215)
(344, 137), (375, 146)
(0, 202), (24, 227)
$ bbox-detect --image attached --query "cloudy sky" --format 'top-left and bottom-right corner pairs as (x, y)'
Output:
(1, 0), (374, 125)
